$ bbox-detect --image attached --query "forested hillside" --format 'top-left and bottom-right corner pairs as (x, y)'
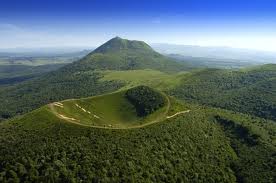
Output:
(170, 64), (276, 121)
(0, 64), (66, 86)
(0, 98), (275, 182)
(66, 37), (188, 73)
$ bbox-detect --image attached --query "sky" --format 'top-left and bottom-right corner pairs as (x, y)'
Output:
(1, 0), (276, 51)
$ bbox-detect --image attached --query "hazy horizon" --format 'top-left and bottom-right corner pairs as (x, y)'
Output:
(1, 0), (276, 51)
(1, 41), (276, 55)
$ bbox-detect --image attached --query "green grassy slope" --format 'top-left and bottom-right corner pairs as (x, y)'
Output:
(170, 64), (276, 121)
(0, 96), (275, 182)
(50, 89), (169, 128)
(99, 69), (185, 90)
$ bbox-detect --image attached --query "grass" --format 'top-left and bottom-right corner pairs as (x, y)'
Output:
(51, 89), (170, 128)
(99, 69), (187, 90)
(167, 96), (195, 116)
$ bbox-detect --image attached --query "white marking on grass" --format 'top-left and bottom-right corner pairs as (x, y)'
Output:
(166, 110), (190, 119)
(53, 102), (64, 108)
(75, 104), (87, 112)
(75, 103), (100, 119)
(58, 114), (77, 121)
(93, 114), (100, 119)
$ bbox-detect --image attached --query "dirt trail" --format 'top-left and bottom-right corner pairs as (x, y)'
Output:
(166, 110), (191, 119)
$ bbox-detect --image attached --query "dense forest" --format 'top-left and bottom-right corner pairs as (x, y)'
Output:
(170, 64), (276, 121)
(0, 100), (275, 182)
(0, 64), (67, 86)
(125, 85), (166, 116)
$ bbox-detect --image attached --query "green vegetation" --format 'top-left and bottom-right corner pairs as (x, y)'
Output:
(211, 110), (276, 183)
(0, 37), (188, 121)
(0, 70), (123, 120)
(93, 36), (153, 54)
(50, 88), (169, 128)
(100, 64), (276, 121)
(0, 64), (66, 86)
(99, 69), (184, 90)
(71, 37), (188, 73)
(125, 86), (166, 116)
(170, 64), (276, 121)
(0, 96), (275, 182)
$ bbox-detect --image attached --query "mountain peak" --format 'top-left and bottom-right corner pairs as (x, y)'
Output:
(113, 36), (123, 40)
(93, 37), (153, 54)
(74, 37), (186, 73)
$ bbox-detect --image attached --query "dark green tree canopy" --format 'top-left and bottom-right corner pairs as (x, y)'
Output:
(125, 85), (166, 116)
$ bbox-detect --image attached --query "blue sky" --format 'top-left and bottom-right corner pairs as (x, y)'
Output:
(1, 0), (276, 51)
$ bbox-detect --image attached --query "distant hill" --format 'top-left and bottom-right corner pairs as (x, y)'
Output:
(152, 43), (276, 66)
(167, 54), (260, 69)
(0, 47), (93, 57)
(65, 37), (187, 73)
(0, 49), (92, 86)
(93, 36), (153, 53)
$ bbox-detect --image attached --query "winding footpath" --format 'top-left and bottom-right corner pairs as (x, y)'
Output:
(166, 110), (191, 119)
